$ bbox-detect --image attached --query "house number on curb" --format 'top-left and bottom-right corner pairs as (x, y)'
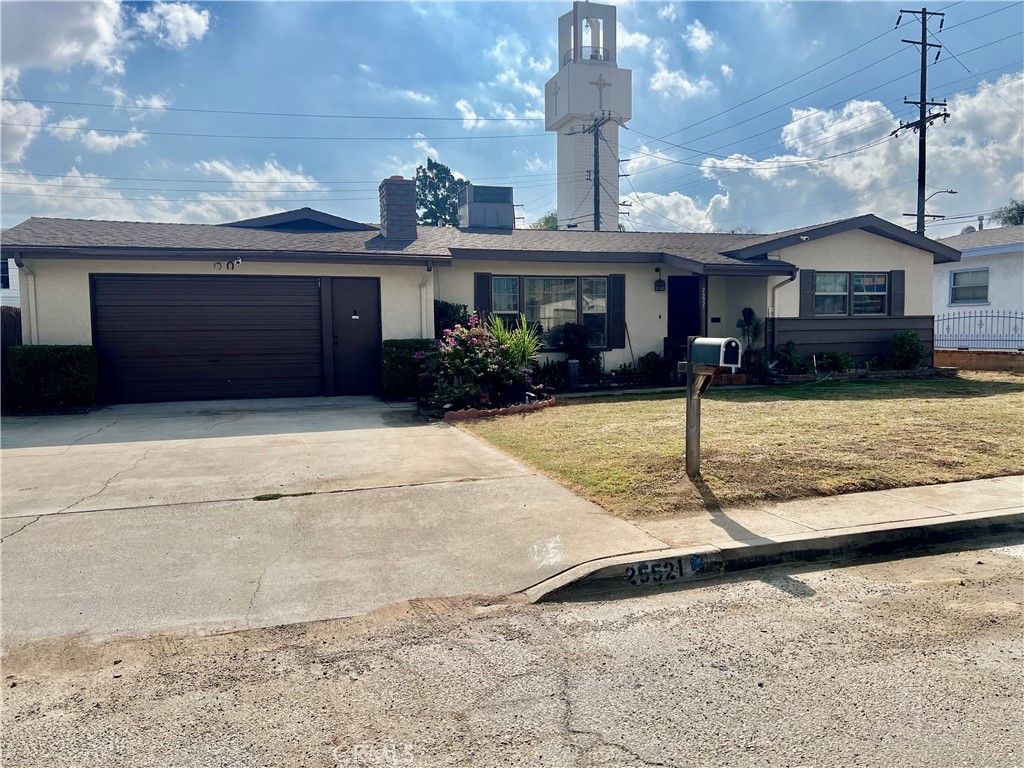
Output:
(624, 555), (707, 586)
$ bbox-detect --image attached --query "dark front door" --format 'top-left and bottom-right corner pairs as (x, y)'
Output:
(667, 276), (703, 341)
(331, 277), (382, 395)
(91, 274), (323, 403)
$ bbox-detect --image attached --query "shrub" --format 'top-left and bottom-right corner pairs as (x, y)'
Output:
(381, 339), (435, 399)
(433, 300), (469, 339)
(549, 322), (602, 376)
(891, 331), (924, 370)
(488, 314), (543, 368)
(817, 351), (855, 373)
(419, 314), (531, 410)
(636, 351), (666, 381)
(744, 349), (769, 382)
(775, 340), (808, 374)
(7, 345), (97, 412)
(531, 358), (567, 390)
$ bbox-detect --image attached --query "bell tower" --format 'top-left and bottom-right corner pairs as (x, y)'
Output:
(545, 1), (632, 231)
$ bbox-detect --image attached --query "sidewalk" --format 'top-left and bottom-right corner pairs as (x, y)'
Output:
(526, 475), (1024, 601)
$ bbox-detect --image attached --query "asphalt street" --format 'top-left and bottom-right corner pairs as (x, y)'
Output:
(3, 541), (1021, 767)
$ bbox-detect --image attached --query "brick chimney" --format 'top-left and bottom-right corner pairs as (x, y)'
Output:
(378, 176), (417, 240)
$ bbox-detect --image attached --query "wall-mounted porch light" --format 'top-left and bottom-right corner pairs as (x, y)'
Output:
(654, 267), (666, 292)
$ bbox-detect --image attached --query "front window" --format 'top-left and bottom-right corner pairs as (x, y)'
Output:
(524, 277), (577, 346)
(814, 273), (849, 315)
(815, 271), (890, 316)
(491, 276), (520, 324)
(492, 275), (610, 348)
(950, 269), (988, 304)
(582, 278), (608, 347)
(853, 273), (887, 315)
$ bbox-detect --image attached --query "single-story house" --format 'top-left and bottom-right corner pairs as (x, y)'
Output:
(934, 224), (1023, 316)
(0, 176), (960, 403)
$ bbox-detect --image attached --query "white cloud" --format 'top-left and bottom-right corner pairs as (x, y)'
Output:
(624, 144), (680, 175)
(527, 56), (552, 73)
(393, 89), (434, 104)
(625, 190), (729, 232)
(136, 1), (210, 49)
(658, 5), (678, 22)
(525, 155), (552, 173)
(721, 64), (734, 81)
(412, 132), (439, 161)
(358, 63), (371, 73)
(2, 100), (52, 163)
(134, 93), (170, 110)
(634, 71), (1024, 233)
(494, 68), (542, 100)
(44, 116), (146, 153)
(684, 19), (714, 54)
(1, 0), (127, 81)
(455, 99), (485, 130)
(618, 26), (651, 50)
(650, 44), (714, 99)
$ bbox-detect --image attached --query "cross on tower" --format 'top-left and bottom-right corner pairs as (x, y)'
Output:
(590, 74), (611, 110)
(551, 81), (561, 112)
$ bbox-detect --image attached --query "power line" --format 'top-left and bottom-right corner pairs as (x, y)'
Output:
(2, 97), (546, 123)
(1, 122), (548, 142)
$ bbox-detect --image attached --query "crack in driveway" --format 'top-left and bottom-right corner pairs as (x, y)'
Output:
(60, 419), (119, 454)
(0, 515), (42, 543)
(58, 448), (153, 514)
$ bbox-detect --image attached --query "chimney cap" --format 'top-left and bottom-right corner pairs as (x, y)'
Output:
(389, 175), (404, 180)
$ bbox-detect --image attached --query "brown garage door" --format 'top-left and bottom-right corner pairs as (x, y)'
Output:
(91, 274), (323, 403)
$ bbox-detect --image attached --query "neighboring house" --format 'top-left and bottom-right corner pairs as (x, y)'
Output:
(0, 177), (959, 404)
(934, 225), (1023, 316)
(1, 256), (20, 308)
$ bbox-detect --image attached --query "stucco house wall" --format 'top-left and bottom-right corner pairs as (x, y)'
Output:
(770, 229), (935, 317)
(932, 248), (1024, 315)
(17, 258), (433, 346)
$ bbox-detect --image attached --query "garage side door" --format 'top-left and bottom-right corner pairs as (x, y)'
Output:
(91, 274), (323, 403)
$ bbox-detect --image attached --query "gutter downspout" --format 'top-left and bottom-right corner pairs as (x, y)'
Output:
(420, 261), (434, 339)
(12, 253), (37, 344)
(768, 272), (797, 358)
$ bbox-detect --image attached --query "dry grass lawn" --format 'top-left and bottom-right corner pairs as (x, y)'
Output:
(460, 371), (1024, 519)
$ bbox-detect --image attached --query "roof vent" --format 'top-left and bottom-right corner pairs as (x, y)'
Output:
(960, 225), (977, 235)
(458, 184), (515, 229)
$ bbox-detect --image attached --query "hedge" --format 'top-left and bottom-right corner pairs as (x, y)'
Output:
(381, 338), (434, 399)
(6, 345), (98, 412)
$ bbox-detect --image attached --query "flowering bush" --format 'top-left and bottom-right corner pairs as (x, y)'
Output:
(418, 314), (534, 410)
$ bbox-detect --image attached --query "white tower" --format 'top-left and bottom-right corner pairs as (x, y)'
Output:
(545, 1), (632, 231)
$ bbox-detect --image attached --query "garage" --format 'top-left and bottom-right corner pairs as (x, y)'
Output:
(91, 274), (324, 403)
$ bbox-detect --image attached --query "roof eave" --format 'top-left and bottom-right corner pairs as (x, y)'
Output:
(1, 245), (451, 267)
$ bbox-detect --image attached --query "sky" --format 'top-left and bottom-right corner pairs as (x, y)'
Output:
(1, 0), (1022, 236)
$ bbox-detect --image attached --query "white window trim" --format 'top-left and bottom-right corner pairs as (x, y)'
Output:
(948, 267), (990, 306)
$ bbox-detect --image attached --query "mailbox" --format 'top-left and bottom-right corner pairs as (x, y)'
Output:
(689, 337), (742, 369)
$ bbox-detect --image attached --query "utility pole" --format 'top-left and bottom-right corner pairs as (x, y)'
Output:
(891, 8), (950, 236)
(582, 112), (612, 231)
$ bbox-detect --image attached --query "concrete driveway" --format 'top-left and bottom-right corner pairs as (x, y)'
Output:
(1, 398), (666, 644)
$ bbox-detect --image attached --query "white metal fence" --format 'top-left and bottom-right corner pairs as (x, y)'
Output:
(934, 310), (1024, 351)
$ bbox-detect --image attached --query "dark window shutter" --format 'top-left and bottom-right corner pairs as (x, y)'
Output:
(0, 259), (8, 290)
(799, 269), (816, 318)
(890, 270), (905, 316)
(608, 273), (626, 349)
(474, 273), (492, 318)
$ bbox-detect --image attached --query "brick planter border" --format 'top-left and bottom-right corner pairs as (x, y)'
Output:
(443, 396), (557, 422)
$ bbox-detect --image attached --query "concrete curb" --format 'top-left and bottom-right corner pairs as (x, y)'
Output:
(524, 508), (1024, 603)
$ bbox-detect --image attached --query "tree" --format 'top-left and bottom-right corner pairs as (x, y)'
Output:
(991, 199), (1024, 227)
(530, 211), (559, 230)
(415, 158), (468, 226)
